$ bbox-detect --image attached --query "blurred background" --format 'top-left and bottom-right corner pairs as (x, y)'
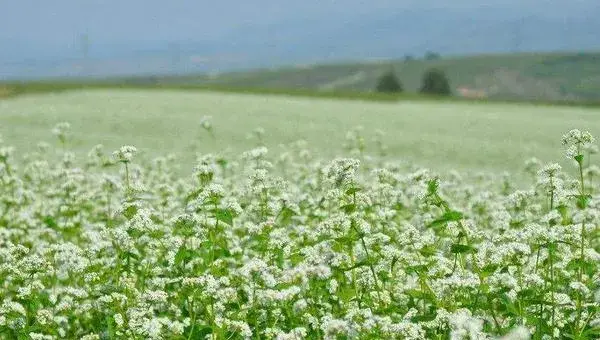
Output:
(1, 0), (599, 103)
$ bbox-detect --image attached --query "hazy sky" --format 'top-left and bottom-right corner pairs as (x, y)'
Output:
(0, 0), (597, 62)
(1, 1), (397, 58)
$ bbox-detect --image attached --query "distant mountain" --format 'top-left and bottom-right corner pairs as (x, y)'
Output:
(1, 1), (599, 79)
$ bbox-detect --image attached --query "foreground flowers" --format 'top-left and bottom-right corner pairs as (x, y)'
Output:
(0, 125), (598, 339)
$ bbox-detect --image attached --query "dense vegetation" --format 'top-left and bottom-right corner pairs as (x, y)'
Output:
(419, 69), (452, 96)
(375, 70), (403, 93)
(0, 120), (598, 339)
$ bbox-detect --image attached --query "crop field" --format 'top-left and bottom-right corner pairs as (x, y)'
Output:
(0, 89), (599, 339)
(1, 89), (600, 175)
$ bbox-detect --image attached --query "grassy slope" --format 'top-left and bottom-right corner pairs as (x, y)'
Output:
(160, 52), (600, 102)
(1, 89), (599, 176)
(2, 52), (600, 107)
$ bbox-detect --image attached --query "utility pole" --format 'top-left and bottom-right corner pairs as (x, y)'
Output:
(511, 17), (525, 53)
(80, 33), (89, 60)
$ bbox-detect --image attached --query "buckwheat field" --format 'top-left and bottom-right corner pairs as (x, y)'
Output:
(1, 116), (599, 339)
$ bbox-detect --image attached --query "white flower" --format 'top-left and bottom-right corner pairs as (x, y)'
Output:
(537, 163), (561, 178)
(200, 115), (213, 130)
(112, 313), (123, 328)
(243, 146), (269, 160)
(562, 129), (595, 146)
(324, 158), (360, 187)
(113, 145), (138, 163)
(52, 122), (71, 142)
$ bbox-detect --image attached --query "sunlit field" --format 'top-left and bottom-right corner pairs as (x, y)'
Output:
(1, 89), (599, 175)
(0, 90), (599, 339)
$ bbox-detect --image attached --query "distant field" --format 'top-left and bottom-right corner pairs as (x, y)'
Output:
(154, 52), (600, 102)
(3, 52), (600, 106)
(1, 89), (599, 175)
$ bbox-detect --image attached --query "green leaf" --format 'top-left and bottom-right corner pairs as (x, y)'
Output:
(406, 264), (430, 274)
(185, 189), (202, 203)
(411, 313), (437, 323)
(123, 251), (139, 261)
(216, 158), (228, 171)
(419, 245), (437, 257)
(106, 315), (115, 338)
(566, 258), (595, 273)
(61, 208), (80, 218)
(43, 216), (58, 229)
(426, 178), (439, 196)
(289, 253), (304, 265)
(496, 293), (520, 316)
(345, 187), (361, 196)
(212, 247), (231, 260)
(517, 288), (539, 300)
(450, 243), (476, 254)
(174, 216), (196, 236)
(574, 154), (584, 164)
(215, 208), (234, 226)
(276, 206), (296, 226)
(175, 247), (195, 266)
(576, 194), (591, 209)
(122, 205), (138, 219)
(427, 210), (463, 230)
(390, 256), (399, 271)
(195, 325), (213, 339)
(583, 327), (600, 337)
(405, 289), (435, 302)
(338, 285), (356, 303)
(480, 264), (498, 277)
(427, 219), (445, 231)
(341, 204), (356, 214)
(443, 210), (464, 221)
(340, 260), (371, 272)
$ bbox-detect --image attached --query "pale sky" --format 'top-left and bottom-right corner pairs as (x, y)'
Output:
(0, 1), (597, 63)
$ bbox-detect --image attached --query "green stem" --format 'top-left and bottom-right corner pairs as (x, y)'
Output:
(124, 162), (131, 193)
(549, 244), (555, 331)
(187, 298), (196, 340)
(352, 221), (382, 305)
(575, 152), (587, 333)
(549, 176), (555, 211)
(106, 190), (112, 226)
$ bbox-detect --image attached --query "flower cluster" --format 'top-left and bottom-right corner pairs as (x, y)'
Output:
(0, 124), (598, 339)
(51, 122), (71, 144)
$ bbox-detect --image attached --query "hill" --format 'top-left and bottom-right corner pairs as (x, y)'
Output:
(119, 52), (600, 103)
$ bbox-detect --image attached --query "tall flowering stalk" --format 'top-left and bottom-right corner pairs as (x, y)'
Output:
(562, 129), (596, 337)
(113, 145), (137, 192)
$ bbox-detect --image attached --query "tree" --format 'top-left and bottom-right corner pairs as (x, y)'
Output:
(375, 70), (403, 93)
(424, 51), (441, 60)
(420, 68), (452, 96)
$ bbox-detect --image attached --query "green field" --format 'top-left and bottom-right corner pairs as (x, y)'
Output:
(2, 88), (600, 339)
(156, 52), (600, 102)
(3, 52), (600, 106)
(1, 89), (599, 175)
